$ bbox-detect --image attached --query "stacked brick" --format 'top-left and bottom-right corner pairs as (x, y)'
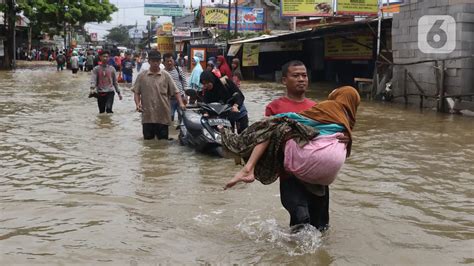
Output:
(391, 0), (474, 109)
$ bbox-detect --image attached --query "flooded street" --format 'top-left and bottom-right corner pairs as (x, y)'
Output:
(1, 66), (473, 264)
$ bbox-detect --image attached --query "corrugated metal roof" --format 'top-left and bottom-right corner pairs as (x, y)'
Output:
(229, 18), (391, 44)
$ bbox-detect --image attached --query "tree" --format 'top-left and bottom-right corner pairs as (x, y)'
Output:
(104, 25), (134, 47)
(18, 0), (117, 35)
(1, 0), (117, 69)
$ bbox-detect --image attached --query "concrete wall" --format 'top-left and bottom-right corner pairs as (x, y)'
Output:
(391, 0), (474, 109)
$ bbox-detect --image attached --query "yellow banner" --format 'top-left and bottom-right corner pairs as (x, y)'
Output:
(281, 0), (333, 17)
(157, 36), (174, 54)
(204, 8), (229, 25)
(324, 34), (373, 60)
(336, 0), (379, 16)
(242, 43), (260, 67)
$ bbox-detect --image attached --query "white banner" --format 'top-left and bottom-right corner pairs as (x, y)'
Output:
(172, 27), (191, 37)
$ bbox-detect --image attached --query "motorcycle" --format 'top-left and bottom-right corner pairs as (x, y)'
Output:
(178, 90), (238, 157)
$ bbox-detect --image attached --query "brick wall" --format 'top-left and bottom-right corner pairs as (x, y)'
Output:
(391, 0), (474, 108)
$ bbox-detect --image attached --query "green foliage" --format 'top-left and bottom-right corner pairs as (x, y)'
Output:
(16, 0), (118, 35)
(216, 30), (260, 42)
(104, 25), (134, 46)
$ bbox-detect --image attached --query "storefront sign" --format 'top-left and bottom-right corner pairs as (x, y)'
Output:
(172, 27), (191, 37)
(204, 8), (229, 25)
(144, 0), (184, 17)
(157, 36), (174, 54)
(242, 43), (260, 67)
(324, 34), (373, 60)
(258, 41), (303, 52)
(281, 0), (333, 17)
(336, 0), (379, 16)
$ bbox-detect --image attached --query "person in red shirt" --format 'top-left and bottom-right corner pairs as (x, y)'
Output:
(265, 60), (329, 232)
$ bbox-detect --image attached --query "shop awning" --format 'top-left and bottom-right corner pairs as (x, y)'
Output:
(228, 18), (391, 45)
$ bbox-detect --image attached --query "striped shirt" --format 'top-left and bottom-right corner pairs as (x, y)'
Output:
(166, 66), (187, 96)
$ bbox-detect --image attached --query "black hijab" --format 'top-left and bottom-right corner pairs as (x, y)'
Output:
(200, 70), (244, 106)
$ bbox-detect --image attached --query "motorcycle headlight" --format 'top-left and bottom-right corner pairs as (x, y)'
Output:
(203, 129), (214, 140)
(215, 132), (222, 144)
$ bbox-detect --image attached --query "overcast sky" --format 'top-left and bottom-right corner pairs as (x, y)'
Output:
(85, 0), (214, 39)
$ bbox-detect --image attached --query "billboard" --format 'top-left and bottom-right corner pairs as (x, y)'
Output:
(281, 0), (333, 17)
(216, 7), (265, 31)
(144, 0), (184, 17)
(204, 8), (229, 24)
(336, 0), (379, 16)
(324, 34), (373, 60)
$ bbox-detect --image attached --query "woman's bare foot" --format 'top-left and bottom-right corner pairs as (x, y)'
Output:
(224, 167), (255, 190)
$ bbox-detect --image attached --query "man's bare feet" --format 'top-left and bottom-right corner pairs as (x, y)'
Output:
(224, 167), (255, 190)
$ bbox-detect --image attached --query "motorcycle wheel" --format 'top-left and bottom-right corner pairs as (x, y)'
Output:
(214, 146), (226, 158)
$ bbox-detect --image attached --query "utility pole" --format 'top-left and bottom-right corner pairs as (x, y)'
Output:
(4, 0), (18, 69)
(234, 0), (238, 38)
(12, 0), (17, 69)
(227, 0), (231, 41)
(147, 20), (151, 49)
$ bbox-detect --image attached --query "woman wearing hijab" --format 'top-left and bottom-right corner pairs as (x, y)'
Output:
(222, 86), (361, 189)
(189, 56), (203, 91)
(188, 56), (204, 103)
(217, 55), (233, 78)
(231, 58), (243, 87)
(206, 57), (222, 78)
(200, 70), (249, 133)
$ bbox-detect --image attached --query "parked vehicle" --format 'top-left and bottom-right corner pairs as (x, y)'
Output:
(178, 90), (237, 157)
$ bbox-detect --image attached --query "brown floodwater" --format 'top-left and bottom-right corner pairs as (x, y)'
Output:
(0, 66), (473, 264)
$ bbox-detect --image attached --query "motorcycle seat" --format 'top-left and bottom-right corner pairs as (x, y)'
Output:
(183, 110), (202, 131)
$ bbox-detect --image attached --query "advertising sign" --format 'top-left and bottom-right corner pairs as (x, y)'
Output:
(324, 34), (373, 60)
(144, 0), (184, 17)
(281, 0), (333, 17)
(90, 32), (98, 42)
(204, 8), (229, 25)
(172, 27), (191, 37)
(157, 36), (174, 54)
(162, 22), (173, 33)
(242, 43), (260, 67)
(217, 7), (265, 31)
(336, 0), (379, 16)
